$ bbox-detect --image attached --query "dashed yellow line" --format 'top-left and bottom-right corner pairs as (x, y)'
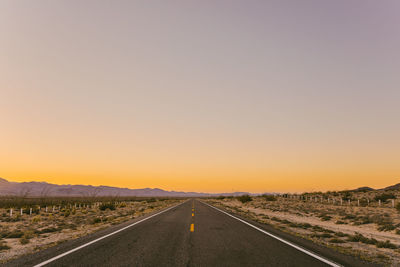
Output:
(190, 201), (195, 232)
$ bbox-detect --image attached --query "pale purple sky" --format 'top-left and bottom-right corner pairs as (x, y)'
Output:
(1, 1), (400, 192)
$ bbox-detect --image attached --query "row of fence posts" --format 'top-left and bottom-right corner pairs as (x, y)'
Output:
(7, 201), (126, 217)
(282, 195), (395, 208)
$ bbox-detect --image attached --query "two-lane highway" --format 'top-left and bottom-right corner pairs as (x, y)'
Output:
(6, 200), (376, 267)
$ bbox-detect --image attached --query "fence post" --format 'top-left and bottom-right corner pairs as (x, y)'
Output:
(340, 198), (343, 205)
(358, 199), (360, 206)
(392, 199), (395, 208)
(30, 208), (32, 215)
(10, 208), (13, 217)
(367, 199), (369, 206)
(379, 200), (381, 207)
(20, 208), (23, 216)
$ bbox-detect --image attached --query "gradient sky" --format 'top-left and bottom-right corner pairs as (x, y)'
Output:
(1, 1), (400, 193)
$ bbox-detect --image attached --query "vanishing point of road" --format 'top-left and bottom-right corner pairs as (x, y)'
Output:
(6, 199), (378, 267)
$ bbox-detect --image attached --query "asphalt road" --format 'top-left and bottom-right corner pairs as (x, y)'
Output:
(6, 199), (378, 267)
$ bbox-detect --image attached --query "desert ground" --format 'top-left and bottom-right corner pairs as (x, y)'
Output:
(206, 190), (400, 266)
(0, 197), (182, 263)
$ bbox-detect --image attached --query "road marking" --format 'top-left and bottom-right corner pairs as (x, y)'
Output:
(33, 201), (188, 267)
(190, 223), (194, 232)
(192, 213), (194, 217)
(201, 201), (342, 267)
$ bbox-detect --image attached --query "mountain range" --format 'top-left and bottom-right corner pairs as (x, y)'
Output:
(0, 178), (251, 197)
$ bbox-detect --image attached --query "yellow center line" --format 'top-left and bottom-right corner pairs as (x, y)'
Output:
(190, 223), (194, 232)
(192, 213), (194, 216)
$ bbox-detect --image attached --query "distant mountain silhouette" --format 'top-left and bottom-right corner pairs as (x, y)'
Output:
(0, 178), (251, 197)
(352, 186), (374, 192)
(348, 182), (400, 192)
(382, 183), (400, 191)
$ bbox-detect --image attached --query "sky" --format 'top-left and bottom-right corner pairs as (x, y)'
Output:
(1, 1), (400, 193)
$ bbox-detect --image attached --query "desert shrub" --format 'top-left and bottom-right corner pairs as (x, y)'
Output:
(262, 195), (277, 201)
(374, 193), (395, 203)
(6, 230), (24, 238)
(348, 233), (378, 245)
(237, 195), (252, 203)
(335, 232), (348, 237)
(320, 215), (332, 221)
(341, 191), (353, 201)
(343, 214), (357, 220)
(91, 217), (101, 224)
(359, 199), (369, 206)
(19, 237), (29, 244)
(312, 225), (327, 232)
(335, 220), (346, 225)
(38, 227), (58, 234)
(146, 198), (157, 203)
(311, 233), (332, 238)
(395, 203), (400, 212)
(376, 240), (397, 249)
(22, 230), (35, 239)
(67, 224), (77, 230)
(271, 217), (281, 222)
(354, 216), (372, 225)
(64, 210), (70, 217)
(329, 238), (345, 243)
(217, 196), (225, 200)
(299, 223), (312, 229)
(0, 241), (10, 251)
(320, 233), (333, 238)
(377, 223), (396, 232)
(99, 203), (116, 211)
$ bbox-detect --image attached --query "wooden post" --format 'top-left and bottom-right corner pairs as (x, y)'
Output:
(358, 199), (360, 206)
(45, 206), (48, 213)
(340, 198), (343, 205)
(392, 199), (395, 208)
(20, 208), (23, 216)
(30, 208), (32, 215)
(10, 208), (13, 217)
(379, 200), (381, 207)
(367, 199), (369, 206)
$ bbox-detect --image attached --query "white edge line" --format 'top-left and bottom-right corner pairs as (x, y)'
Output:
(201, 201), (342, 267)
(34, 200), (188, 267)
